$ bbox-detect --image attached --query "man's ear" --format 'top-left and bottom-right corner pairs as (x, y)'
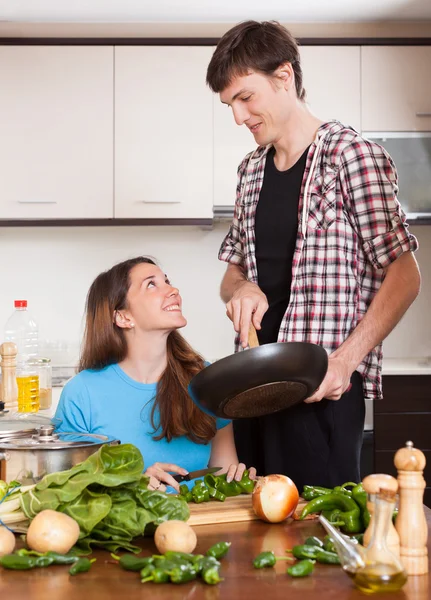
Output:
(114, 310), (134, 329)
(275, 62), (294, 91)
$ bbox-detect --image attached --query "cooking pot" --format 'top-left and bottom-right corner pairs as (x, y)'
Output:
(0, 412), (118, 484)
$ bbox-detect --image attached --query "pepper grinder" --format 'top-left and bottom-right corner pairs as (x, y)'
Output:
(362, 473), (400, 557)
(0, 342), (18, 410)
(394, 440), (428, 575)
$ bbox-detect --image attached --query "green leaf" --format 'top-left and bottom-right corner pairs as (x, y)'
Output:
(58, 488), (112, 536)
(18, 443), (189, 553)
(21, 445), (144, 518)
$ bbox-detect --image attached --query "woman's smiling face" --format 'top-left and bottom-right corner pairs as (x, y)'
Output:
(121, 262), (187, 333)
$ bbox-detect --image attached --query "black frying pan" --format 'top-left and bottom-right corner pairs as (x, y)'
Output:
(189, 327), (328, 419)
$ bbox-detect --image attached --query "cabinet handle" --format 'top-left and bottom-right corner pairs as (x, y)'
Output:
(416, 112), (431, 117)
(17, 200), (57, 204)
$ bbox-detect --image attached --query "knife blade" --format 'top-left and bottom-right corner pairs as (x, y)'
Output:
(172, 466), (223, 483)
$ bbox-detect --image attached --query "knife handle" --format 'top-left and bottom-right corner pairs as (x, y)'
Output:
(172, 473), (189, 483)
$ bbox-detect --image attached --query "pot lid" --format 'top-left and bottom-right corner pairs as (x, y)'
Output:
(0, 412), (54, 439)
(0, 415), (118, 449)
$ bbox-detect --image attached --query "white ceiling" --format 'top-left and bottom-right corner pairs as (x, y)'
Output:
(1, 0), (430, 23)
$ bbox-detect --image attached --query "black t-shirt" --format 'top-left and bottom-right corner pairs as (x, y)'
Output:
(255, 145), (309, 345)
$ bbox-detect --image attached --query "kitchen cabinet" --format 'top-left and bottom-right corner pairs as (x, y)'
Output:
(300, 46), (361, 131)
(374, 375), (431, 507)
(361, 46), (431, 132)
(0, 46), (114, 220)
(213, 46), (361, 207)
(114, 46), (214, 219)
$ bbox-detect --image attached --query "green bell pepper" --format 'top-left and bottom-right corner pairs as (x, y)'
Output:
(300, 492), (362, 534)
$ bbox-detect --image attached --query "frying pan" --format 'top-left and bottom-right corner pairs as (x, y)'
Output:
(189, 327), (328, 419)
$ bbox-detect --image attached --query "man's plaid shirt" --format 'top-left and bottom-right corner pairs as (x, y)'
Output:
(219, 121), (418, 400)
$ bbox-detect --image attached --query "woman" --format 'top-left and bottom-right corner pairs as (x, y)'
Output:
(55, 256), (256, 492)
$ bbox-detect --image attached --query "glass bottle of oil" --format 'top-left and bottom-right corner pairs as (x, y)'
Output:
(16, 362), (40, 413)
(354, 488), (407, 593)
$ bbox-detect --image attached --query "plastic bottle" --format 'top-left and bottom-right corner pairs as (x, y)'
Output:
(4, 300), (40, 412)
(4, 300), (39, 364)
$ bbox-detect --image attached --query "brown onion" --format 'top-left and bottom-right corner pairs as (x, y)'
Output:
(252, 474), (299, 523)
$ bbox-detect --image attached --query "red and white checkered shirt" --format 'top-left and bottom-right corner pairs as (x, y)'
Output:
(219, 121), (418, 400)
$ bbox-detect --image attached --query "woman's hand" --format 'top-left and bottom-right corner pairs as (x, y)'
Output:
(144, 462), (188, 493)
(225, 463), (257, 483)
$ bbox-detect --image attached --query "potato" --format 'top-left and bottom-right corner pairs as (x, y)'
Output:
(27, 509), (80, 554)
(0, 525), (16, 556)
(154, 520), (197, 554)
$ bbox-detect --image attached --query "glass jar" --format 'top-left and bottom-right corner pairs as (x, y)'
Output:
(16, 361), (39, 413)
(27, 358), (52, 410)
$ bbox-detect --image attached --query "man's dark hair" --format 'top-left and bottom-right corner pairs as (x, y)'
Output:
(206, 20), (305, 100)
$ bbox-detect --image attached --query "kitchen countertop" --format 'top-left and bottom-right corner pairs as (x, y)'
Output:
(50, 357), (431, 387)
(2, 509), (430, 600)
(382, 357), (431, 376)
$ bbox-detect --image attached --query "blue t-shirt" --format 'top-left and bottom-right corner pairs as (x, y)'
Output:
(54, 364), (230, 487)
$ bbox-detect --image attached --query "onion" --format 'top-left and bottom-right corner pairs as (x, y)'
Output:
(252, 474), (299, 523)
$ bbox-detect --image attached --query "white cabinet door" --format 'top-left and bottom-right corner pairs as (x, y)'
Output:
(300, 46), (361, 132)
(361, 46), (431, 132)
(213, 91), (258, 209)
(0, 46), (114, 219)
(213, 46), (361, 208)
(115, 47), (213, 219)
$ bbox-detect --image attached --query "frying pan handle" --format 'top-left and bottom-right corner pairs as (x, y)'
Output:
(248, 325), (260, 348)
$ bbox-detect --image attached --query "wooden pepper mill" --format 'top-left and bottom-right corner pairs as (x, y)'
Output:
(362, 473), (400, 557)
(394, 440), (428, 575)
(0, 342), (19, 410)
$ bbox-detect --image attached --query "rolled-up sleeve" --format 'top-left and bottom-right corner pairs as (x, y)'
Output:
(218, 157), (250, 266)
(339, 138), (418, 270)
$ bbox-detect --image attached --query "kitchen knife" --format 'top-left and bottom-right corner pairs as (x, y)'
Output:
(172, 466), (223, 482)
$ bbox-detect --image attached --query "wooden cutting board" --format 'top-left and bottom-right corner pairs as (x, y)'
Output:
(187, 494), (308, 526)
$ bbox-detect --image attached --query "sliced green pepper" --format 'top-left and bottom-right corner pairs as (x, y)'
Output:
(236, 469), (255, 494)
(300, 492), (362, 534)
(191, 481), (210, 503)
(207, 485), (226, 502)
(287, 559), (315, 577)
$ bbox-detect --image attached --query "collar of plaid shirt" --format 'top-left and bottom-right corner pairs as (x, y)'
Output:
(219, 120), (418, 401)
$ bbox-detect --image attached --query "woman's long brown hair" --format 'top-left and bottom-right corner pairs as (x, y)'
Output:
(79, 257), (217, 444)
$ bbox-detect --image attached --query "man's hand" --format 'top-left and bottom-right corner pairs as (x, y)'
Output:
(226, 281), (268, 348)
(304, 355), (353, 403)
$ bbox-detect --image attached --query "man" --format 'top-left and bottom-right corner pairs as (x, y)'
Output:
(206, 21), (421, 490)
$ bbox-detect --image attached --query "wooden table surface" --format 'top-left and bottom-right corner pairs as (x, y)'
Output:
(1, 508), (430, 600)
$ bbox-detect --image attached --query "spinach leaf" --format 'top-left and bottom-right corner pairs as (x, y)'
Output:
(19, 443), (190, 553)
